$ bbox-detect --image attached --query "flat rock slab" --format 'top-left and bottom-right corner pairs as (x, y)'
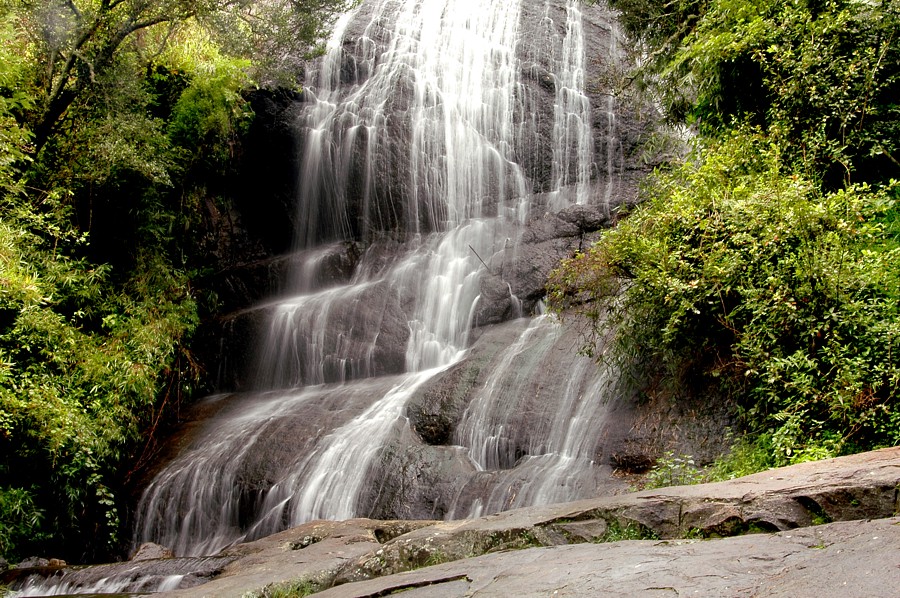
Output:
(161, 520), (435, 598)
(314, 517), (900, 597)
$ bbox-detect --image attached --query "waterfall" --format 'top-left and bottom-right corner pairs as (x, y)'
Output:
(448, 318), (616, 517)
(549, 0), (594, 209)
(134, 0), (626, 558)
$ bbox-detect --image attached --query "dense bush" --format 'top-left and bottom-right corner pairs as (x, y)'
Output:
(610, 0), (900, 184)
(0, 196), (198, 559)
(549, 133), (900, 464)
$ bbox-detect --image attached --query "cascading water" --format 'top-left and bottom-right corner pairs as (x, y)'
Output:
(549, 0), (594, 209)
(9, 574), (185, 597)
(448, 314), (618, 518)
(134, 0), (629, 559)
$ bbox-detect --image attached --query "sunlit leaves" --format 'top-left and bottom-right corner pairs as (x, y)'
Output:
(610, 0), (900, 186)
(0, 207), (198, 559)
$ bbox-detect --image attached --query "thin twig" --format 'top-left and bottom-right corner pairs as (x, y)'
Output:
(468, 244), (492, 273)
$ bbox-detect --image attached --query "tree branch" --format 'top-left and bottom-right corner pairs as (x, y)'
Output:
(65, 0), (83, 21)
(125, 15), (179, 37)
(46, 16), (105, 111)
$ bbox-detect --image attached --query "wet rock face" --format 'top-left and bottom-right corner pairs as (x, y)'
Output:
(209, 196), (611, 391)
(197, 242), (378, 391)
(4, 556), (235, 596)
(406, 323), (527, 446)
(132, 0), (672, 558)
(192, 0), (661, 393)
(364, 319), (619, 520)
(358, 431), (477, 521)
(474, 203), (611, 324)
(131, 542), (175, 561)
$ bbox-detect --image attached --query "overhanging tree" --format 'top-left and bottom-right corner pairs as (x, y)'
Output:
(18, 0), (346, 155)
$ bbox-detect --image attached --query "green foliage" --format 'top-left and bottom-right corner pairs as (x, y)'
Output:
(167, 50), (254, 171)
(0, 0), (346, 567)
(609, 0), (900, 187)
(550, 132), (900, 466)
(570, 0), (900, 475)
(598, 0), (710, 120)
(0, 486), (47, 558)
(421, 549), (453, 568)
(706, 433), (774, 481)
(642, 451), (705, 489)
(0, 194), (198, 561)
(598, 520), (659, 542)
(242, 578), (324, 598)
(10, 0), (347, 155)
(0, 17), (33, 195)
(44, 57), (176, 191)
(686, 0), (899, 185)
(205, 0), (352, 88)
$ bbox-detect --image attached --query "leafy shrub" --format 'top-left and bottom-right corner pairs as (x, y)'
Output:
(643, 452), (706, 489)
(167, 48), (254, 172)
(242, 578), (323, 598)
(598, 520), (659, 542)
(705, 432), (774, 481)
(0, 487), (46, 558)
(0, 195), (198, 561)
(609, 0), (900, 188)
(0, 0), (339, 565)
(549, 131), (900, 466)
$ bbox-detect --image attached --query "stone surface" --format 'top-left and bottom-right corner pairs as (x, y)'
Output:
(138, 447), (900, 597)
(474, 204), (611, 324)
(405, 323), (529, 447)
(132, 542), (176, 561)
(14, 557), (49, 569)
(314, 517), (900, 598)
(158, 520), (434, 598)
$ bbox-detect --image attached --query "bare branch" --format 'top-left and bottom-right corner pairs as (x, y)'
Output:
(65, 0), (82, 21)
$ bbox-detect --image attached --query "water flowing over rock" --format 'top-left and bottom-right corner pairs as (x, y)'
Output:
(132, 0), (662, 562)
(4, 557), (233, 597)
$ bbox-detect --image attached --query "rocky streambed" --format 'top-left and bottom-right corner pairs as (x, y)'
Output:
(9, 446), (899, 597)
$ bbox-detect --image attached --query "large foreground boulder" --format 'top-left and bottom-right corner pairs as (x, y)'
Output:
(314, 517), (900, 597)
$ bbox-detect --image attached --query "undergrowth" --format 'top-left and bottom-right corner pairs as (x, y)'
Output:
(598, 520), (659, 542)
(241, 578), (324, 598)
